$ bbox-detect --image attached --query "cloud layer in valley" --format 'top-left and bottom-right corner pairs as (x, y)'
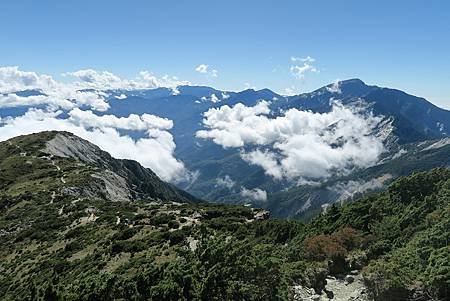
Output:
(196, 100), (385, 181)
(0, 66), (189, 181)
(240, 187), (267, 202)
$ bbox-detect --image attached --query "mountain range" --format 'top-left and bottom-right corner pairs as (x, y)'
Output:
(1, 79), (450, 220)
(104, 79), (450, 219)
(0, 131), (448, 300)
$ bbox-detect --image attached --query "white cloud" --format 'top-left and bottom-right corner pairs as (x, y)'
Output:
(115, 94), (127, 100)
(200, 93), (221, 103)
(0, 94), (73, 110)
(0, 66), (58, 94)
(67, 69), (122, 88)
(196, 101), (271, 148)
(326, 80), (342, 94)
(67, 69), (189, 93)
(196, 101), (385, 181)
(0, 108), (186, 182)
(240, 187), (267, 202)
(0, 66), (110, 112)
(68, 108), (173, 131)
(195, 64), (219, 78)
(216, 175), (236, 189)
(241, 149), (283, 179)
(210, 93), (220, 103)
(195, 64), (209, 73)
(290, 64), (318, 79)
(290, 56), (319, 79)
(291, 56), (315, 63)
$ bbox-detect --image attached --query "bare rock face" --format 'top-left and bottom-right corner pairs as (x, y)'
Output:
(41, 131), (200, 204)
(91, 170), (132, 202)
(45, 133), (109, 167)
(324, 274), (370, 301)
(423, 137), (450, 151)
(292, 273), (372, 301)
(254, 209), (270, 220)
(44, 132), (130, 202)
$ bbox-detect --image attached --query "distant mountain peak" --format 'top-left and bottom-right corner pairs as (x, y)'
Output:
(337, 78), (366, 86)
(320, 78), (375, 97)
(257, 88), (275, 94)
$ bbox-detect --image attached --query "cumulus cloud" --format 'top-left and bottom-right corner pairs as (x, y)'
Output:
(210, 93), (219, 103)
(241, 149), (283, 179)
(0, 94), (73, 110)
(326, 80), (342, 94)
(67, 69), (123, 88)
(290, 56), (319, 79)
(0, 66), (109, 112)
(195, 64), (218, 78)
(196, 101), (385, 181)
(68, 108), (173, 131)
(0, 108), (186, 182)
(200, 93), (222, 103)
(66, 69), (189, 93)
(291, 56), (315, 63)
(196, 101), (271, 148)
(195, 64), (209, 73)
(0, 66), (58, 93)
(216, 175), (236, 189)
(240, 187), (267, 202)
(290, 64), (318, 79)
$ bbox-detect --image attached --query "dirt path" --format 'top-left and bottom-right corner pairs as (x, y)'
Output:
(49, 156), (66, 184)
(50, 191), (56, 204)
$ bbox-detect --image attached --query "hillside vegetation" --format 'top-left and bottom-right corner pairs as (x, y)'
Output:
(0, 132), (449, 300)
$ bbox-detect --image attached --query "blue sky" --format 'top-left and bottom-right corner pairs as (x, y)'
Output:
(1, 0), (449, 108)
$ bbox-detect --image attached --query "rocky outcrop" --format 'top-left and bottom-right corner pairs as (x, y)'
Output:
(42, 131), (200, 203)
(45, 132), (110, 167)
(293, 272), (371, 301)
(91, 170), (132, 202)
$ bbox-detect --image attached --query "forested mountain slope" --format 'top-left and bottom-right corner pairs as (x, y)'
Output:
(0, 132), (448, 300)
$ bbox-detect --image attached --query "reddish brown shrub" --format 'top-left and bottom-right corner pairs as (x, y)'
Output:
(304, 227), (364, 261)
(334, 227), (364, 250)
(304, 234), (347, 261)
